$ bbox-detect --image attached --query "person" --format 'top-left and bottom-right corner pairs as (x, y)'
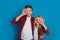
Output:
(12, 5), (34, 40)
(34, 16), (50, 40)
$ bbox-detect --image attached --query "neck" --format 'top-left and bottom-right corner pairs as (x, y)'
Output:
(27, 15), (31, 17)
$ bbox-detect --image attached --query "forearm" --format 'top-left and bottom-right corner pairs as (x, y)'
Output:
(16, 14), (24, 22)
(43, 24), (47, 30)
(43, 24), (50, 34)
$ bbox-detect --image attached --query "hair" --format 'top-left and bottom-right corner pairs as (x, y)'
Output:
(24, 5), (33, 10)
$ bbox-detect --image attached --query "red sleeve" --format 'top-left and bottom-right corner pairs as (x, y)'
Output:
(11, 15), (26, 24)
(45, 29), (50, 35)
(11, 17), (22, 24)
(12, 17), (18, 24)
(41, 26), (50, 35)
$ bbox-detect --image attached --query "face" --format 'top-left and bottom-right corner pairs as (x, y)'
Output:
(35, 17), (44, 24)
(35, 17), (40, 23)
(35, 17), (41, 27)
(24, 8), (32, 16)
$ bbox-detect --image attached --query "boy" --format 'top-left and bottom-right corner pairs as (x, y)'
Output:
(12, 5), (34, 40)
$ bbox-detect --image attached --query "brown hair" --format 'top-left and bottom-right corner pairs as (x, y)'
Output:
(24, 5), (33, 10)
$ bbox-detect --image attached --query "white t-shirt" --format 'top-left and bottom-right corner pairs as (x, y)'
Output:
(34, 27), (38, 40)
(21, 17), (33, 40)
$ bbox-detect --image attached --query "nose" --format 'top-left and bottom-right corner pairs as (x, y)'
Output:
(27, 10), (30, 12)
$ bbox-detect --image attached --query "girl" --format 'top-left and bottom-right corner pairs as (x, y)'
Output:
(34, 16), (50, 40)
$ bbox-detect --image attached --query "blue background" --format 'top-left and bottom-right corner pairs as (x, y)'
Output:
(0, 0), (60, 40)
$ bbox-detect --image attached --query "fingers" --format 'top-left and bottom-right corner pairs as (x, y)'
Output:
(21, 9), (26, 15)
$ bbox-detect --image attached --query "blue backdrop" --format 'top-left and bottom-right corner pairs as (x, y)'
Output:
(0, 0), (60, 40)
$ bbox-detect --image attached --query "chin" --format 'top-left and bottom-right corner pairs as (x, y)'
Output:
(27, 14), (31, 16)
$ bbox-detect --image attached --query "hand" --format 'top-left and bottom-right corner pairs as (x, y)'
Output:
(38, 17), (44, 25)
(21, 9), (26, 16)
(16, 9), (26, 22)
(35, 20), (39, 27)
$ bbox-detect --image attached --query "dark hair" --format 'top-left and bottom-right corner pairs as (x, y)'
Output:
(24, 5), (33, 10)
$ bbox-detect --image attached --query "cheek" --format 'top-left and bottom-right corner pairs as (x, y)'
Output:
(27, 11), (32, 14)
(24, 9), (28, 13)
(30, 11), (32, 14)
(25, 10), (30, 13)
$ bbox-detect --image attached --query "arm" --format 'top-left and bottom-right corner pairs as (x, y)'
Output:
(42, 24), (50, 34)
(15, 13), (25, 22)
(43, 24), (48, 30)
(38, 17), (50, 34)
(12, 9), (26, 24)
